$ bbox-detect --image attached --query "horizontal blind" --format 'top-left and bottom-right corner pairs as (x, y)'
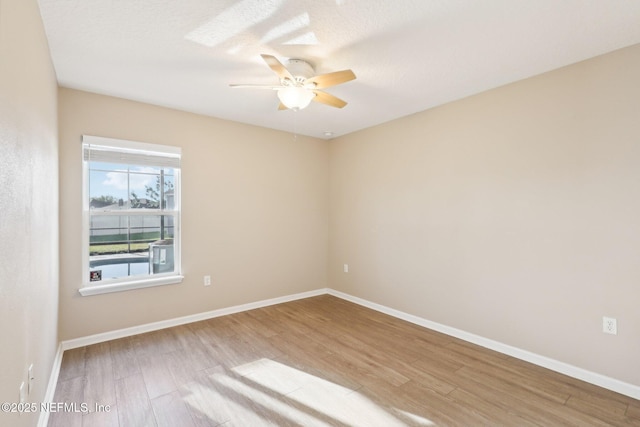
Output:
(82, 135), (180, 169)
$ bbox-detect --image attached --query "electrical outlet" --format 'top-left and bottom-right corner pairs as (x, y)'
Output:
(204, 275), (211, 286)
(28, 364), (34, 395)
(603, 316), (617, 335)
(19, 381), (26, 404)
(343, 264), (349, 273)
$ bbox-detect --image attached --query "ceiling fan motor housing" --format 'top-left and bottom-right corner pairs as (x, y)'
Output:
(283, 59), (315, 86)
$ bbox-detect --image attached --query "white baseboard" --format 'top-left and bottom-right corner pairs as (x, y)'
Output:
(61, 288), (327, 350)
(327, 289), (640, 400)
(37, 343), (64, 427)
(44, 286), (639, 405)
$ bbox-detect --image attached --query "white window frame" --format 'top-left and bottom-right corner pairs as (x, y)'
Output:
(79, 135), (183, 296)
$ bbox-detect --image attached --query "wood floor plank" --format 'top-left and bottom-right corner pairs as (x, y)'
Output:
(444, 370), (580, 426)
(455, 356), (572, 404)
(48, 376), (85, 427)
(115, 373), (157, 427)
(312, 319), (457, 394)
(266, 330), (361, 393)
(267, 331), (334, 361)
(49, 294), (640, 426)
(191, 319), (237, 345)
(178, 377), (227, 427)
(270, 304), (315, 335)
(446, 339), (510, 360)
(314, 312), (427, 364)
(348, 384), (439, 427)
(151, 390), (197, 427)
(628, 402), (640, 420)
(242, 309), (289, 338)
(182, 365), (295, 427)
(138, 352), (178, 399)
(447, 387), (539, 426)
(170, 324), (220, 372)
(109, 336), (141, 380)
(396, 379), (497, 426)
(566, 394), (640, 427)
(84, 341), (116, 408)
(558, 372), (640, 410)
(82, 404), (119, 427)
(410, 347), (466, 376)
(274, 352), (363, 395)
(204, 334), (277, 370)
(163, 348), (216, 388)
(454, 365), (616, 426)
(134, 329), (180, 359)
(304, 327), (412, 387)
(284, 379), (395, 427)
(57, 347), (86, 381)
(387, 358), (457, 395)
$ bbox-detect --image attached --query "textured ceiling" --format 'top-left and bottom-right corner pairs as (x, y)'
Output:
(38, 0), (640, 139)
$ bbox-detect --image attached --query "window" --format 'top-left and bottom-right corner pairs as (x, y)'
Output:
(80, 135), (182, 296)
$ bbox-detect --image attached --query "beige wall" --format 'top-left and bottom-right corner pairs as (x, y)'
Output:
(58, 88), (329, 340)
(329, 44), (640, 386)
(0, 0), (59, 425)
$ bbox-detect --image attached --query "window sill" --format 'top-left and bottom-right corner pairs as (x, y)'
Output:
(78, 275), (183, 296)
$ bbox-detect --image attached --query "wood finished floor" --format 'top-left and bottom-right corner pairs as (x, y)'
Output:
(49, 295), (640, 426)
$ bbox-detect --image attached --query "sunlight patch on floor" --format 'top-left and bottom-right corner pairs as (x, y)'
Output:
(232, 358), (435, 426)
(182, 381), (260, 426)
(394, 408), (436, 426)
(214, 369), (330, 425)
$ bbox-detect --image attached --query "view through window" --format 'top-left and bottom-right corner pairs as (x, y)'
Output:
(81, 136), (181, 295)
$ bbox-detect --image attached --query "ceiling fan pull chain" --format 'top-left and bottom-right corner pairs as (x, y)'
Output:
(293, 109), (298, 141)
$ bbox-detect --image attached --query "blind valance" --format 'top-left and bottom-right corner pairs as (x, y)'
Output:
(82, 135), (181, 169)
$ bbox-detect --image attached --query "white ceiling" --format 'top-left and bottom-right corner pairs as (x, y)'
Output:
(38, 0), (640, 139)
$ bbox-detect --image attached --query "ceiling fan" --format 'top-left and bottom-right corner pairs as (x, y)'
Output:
(230, 54), (356, 111)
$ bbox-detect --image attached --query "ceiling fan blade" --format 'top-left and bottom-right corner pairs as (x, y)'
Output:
(229, 84), (281, 90)
(312, 90), (347, 108)
(307, 69), (356, 89)
(261, 54), (294, 81)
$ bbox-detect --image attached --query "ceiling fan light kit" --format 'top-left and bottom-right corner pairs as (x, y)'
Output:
(231, 54), (356, 111)
(277, 86), (315, 110)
